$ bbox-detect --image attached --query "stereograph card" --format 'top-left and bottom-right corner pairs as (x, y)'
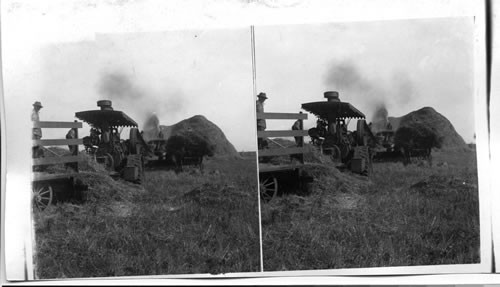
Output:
(1, 0), (493, 284)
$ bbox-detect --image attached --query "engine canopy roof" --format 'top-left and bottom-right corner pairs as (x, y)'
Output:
(75, 110), (138, 128)
(301, 101), (365, 121)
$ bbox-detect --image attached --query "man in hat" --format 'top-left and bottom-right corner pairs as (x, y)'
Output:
(256, 92), (268, 149)
(32, 101), (44, 159)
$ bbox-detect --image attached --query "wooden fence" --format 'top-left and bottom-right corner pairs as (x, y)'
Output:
(256, 112), (309, 162)
(32, 120), (83, 181)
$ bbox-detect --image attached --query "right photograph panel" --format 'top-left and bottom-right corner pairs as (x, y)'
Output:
(255, 18), (481, 271)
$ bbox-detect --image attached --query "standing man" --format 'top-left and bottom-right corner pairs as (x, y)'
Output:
(256, 92), (268, 150)
(32, 101), (44, 159)
(291, 112), (304, 147)
(66, 127), (78, 155)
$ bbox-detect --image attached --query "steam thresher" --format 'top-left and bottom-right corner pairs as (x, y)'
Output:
(76, 100), (149, 183)
(302, 91), (375, 175)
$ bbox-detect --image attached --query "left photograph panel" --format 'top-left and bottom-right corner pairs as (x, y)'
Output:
(3, 27), (261, 278)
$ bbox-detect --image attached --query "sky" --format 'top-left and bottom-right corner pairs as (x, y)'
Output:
(3, 27), (257, 174)
(255, 18), (476, 143)
(37, 29), (255, 148)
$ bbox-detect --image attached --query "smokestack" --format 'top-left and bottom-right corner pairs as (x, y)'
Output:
(324, 91), (341, 102)
(97, 100), (114, 111)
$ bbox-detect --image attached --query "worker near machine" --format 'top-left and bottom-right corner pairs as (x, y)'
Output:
(291, 112), (303, 147)
(32, 101), (44, 159)
(65, 124), (79, 171)
(339, 119), (347, 136)
(32, 101), (43, 139)
(291, 112), (305, 163)
(66, 128), (78, 155)
(101, 122), (111, 144)
(256, 92), (268, 149)
(328, 120), (337, 137)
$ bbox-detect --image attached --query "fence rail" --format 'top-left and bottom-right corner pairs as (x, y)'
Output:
(32, 120), (82, 170)
(258, 147), (308, 157)
(257, 130), (308, 138)
(257, 112), (309, 165)
(33, 155), (84, 166)
(33, 139), (83, 146)
(34, 121), (82, 129)
(257, 112), (308, 120)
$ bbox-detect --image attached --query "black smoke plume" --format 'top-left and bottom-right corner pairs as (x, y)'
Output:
(371, 103), (390, 132)
(97, 71), (187, 128)
(323, 60), (416, 127)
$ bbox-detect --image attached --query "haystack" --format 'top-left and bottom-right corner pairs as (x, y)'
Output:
(377, 107), (467, 149)
(397, 107), (466, 149)
(143, 114), (240, 158)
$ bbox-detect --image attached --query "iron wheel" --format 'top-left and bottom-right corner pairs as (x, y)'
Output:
(260, 176), (278, 201)
(33, 184), (53, 211)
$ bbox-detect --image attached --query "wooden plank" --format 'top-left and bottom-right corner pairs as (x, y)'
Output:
(258, 164), (302, 173)
(33, 155), (84, 166)
(258, 147), (308, 157)
(33, 139), (83, 146)
(257, 112), (308, 120)
(34, 121), (82, 129)
(257, 130), (309, 138)
(32, 172), (78, 182)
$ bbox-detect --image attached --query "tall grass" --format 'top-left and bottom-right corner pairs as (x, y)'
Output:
(33, 157), (260, 278)
(261, 150), (480, 270)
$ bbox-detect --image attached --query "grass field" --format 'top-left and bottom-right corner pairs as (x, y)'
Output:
(33, 155), (260, 278)
(261, 149), (480, 271)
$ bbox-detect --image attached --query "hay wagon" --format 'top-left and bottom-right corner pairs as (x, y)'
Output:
(32, 120), (84, 210)
(257, 111), (313, 201)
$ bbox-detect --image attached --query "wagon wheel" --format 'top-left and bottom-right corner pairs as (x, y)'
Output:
(330, 145), (342, 163)
(33, 184), (53, 211)
(339, 143), (350, 161)
(104, 153), (115, 171)
(113, 150), (125, 170)
(260, 176), (278, 201)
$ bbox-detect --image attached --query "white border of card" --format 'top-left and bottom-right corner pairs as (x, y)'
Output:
(491, 0), (500, 275)
(1, 0), (494, 284)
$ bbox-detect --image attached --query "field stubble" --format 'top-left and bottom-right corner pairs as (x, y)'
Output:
(33, 156), (260, 278)
(261, 149), (480, 271)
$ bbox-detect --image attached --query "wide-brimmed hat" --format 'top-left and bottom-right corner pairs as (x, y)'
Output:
(33, 101), (43, 108)
(257, 92), (267, 99)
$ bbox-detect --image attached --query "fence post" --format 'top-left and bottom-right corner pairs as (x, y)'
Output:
(74, 120), (79, 172)
(299, 111), (304, 164)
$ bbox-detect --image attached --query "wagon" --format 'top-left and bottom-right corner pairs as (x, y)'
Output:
(32, 120), (84, 210)
(257, 111), (313, 201)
